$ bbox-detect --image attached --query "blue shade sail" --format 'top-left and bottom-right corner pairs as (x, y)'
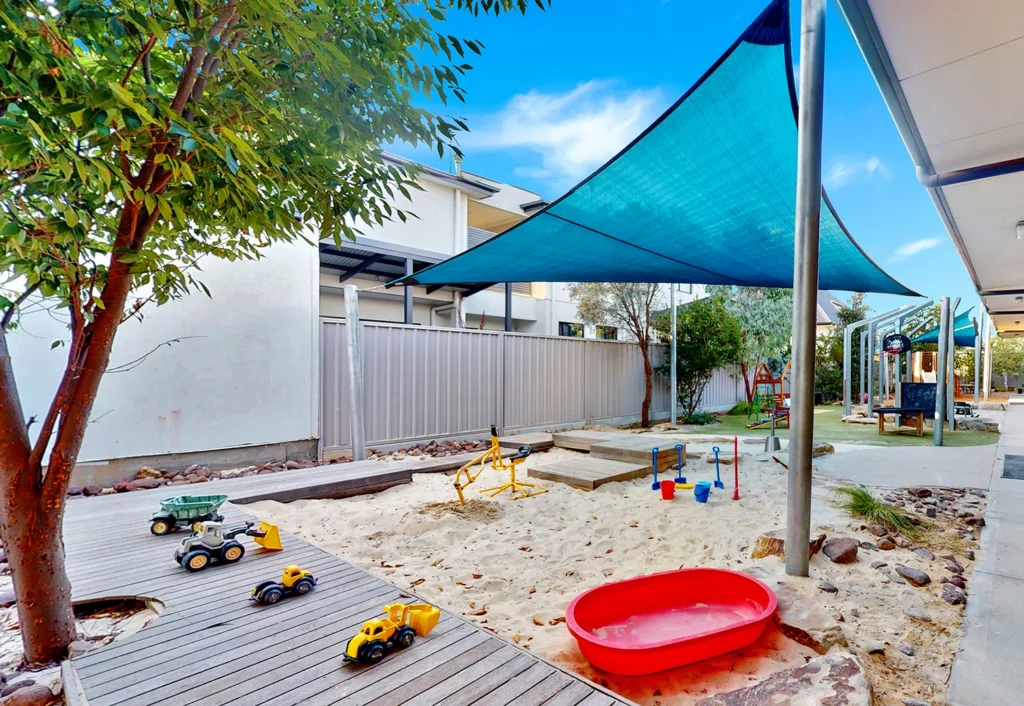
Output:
(912, 308), (977, 348)
(394, 0), (916, 296)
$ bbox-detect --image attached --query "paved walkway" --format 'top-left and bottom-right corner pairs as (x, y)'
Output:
(64, 465), (629, 706)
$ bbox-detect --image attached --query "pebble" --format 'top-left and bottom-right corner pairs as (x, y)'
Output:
(869, 525), (887, 537)
(907, 487), (932, 498)
(948, 575), (967, 589)
(903, 607), (933, 623)
(1, 681), (33, 697)
(913, 548), (934, 561)
(964, 550), (975, 561)
(865, 640), (886, 654)
(870, 561), (887, 569)
(925, 507), (937, 518)
(895, 565), (931, 587)
(850, 608), (860, 618)
(946, 561), (965, 574)
(822, 538), (859, 564)
(970, 489), (986, 498)
(942, 583), (966, 605)
(860, 542), (878, 551)
(4, 684), (55, 706)
(899, 643), (916, 656)
(882, 569), (905, 584)
(818, 581), (838, 594)
(904, 699), (931, 706)
(876, 537), (896, 551)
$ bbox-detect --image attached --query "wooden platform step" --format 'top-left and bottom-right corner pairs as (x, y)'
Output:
(498, 431), (554, 452)
(590, 435), (683, 471)
(550, 430), (630, 451)
(529, 457), (650, 490)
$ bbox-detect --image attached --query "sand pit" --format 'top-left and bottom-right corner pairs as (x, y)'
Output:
(249, 445), (979, 705)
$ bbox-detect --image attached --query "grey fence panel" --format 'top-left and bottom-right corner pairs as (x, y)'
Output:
(320, 321), (351, 450)
(585, 340), (652, 423)
(360, 323), (502, 446)
(699, 367), (743, 411)
(501, 333), (587, 430)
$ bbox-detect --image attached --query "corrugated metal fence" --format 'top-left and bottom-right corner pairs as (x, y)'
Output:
(321, 320), (743, 450)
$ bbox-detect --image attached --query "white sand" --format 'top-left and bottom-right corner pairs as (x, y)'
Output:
(249, 446), (974, 706)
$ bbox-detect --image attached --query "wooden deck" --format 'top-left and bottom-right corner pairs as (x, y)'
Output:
(63, 466), (629, 706)
(549, 431), (629, 452)
(589, 437), (682, 471)
(528, 457), (650, 490)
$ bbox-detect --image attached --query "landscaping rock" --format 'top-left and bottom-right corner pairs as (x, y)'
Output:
(970, 489), (986, 498)
(693, 652), (869, 706)
(860, 542), (877, 551)
(82, 484), (103, 496)
(127, 477), (160, 491)
(871, 561), (887, 569)
(942, 584), (966, 605)
(948, 575), (967, 589)
(812, 442), (835, 458)
(751, 530), (826, 561)
(773, 585), (848, 655)
(1, 681), (35, 697)
(868, 525), (887, 537)
(965, 516), (986, 527)
(850, 608), (860, 618)
(964, 550), (975, 561)
(895, 536), (914, 548)
(899, 643), (916, 656)
(881, 569), (904, 584)
(0, 589), (15, 607)
(68, 639), (91, 658)
(946, 560), (964, 574)
(926, 507), (937, 518)
(112, 477), (133, 492)
(135, 466), (162, 479)
(67, 486), (83, 496)
(876, 537), (896, 551)
(895, 565), (931, 587)
(818, 581), (838, 594)
(903, 700), (931, 706)
(4, 684), (56, 706)
(865, 641), (885, 654)
(913, 548), (934, 561)
(822, 537), (859, 564)
(907, 487), (932, 498)
(903, 607), (932, 623)
(98, 488), (117, 495)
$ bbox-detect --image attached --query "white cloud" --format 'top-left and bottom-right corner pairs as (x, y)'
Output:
(824, 156), (890, 189)
(890, 237), (942, 262)
(462, 81), (664, 185)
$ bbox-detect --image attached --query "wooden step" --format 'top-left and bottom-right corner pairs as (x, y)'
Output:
(550, 430), (630, 451)
(590, 435), (683, 471)
(529, 457), (650, 490)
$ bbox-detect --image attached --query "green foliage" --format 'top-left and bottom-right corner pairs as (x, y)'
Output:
(707, 286), (792, 400)
(655, 295), (742, 418)
(815, 293), (869, 402)
(728, 400), (750, 416)
(833, 486), (919, 538)
(0, 0), (545, 322)
(682, 411), (718, 426)
(992, 337), (1024, 387)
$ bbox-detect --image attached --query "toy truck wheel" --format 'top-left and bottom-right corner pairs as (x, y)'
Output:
(182, 550), (211, 572)
(150, 518), (175, 536)
(294, 578), (315, 595)
(395, 628), (415, 649)
(361, 641), (386, 665)
(259, 587), (283, 604)
(221, 542), (245, 563)
(191, 520), (205, 532)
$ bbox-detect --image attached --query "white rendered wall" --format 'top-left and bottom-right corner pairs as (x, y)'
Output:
(10, 241), (320, 463)
(356, 180), (461, 255)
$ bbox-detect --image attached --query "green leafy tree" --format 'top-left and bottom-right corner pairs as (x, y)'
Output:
(992, 337), (1024, 389)
(0, 0), (545, 663)
(814, 292), (868, 402)
(567, 283), (660, 426)
(707, 286), (792, 403)
(655, 296), (742, 417)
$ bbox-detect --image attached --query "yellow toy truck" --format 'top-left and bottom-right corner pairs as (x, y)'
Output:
(344, 603), (441, 665)
(250, 565), (317, 604)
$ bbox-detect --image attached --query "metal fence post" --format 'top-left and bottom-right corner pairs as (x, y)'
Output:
(866, 320), (876, 415)
(934, 297), (950, 446)
(786, 0), (827, 579)
(670, 285), (678, 425)
(343, 285), (366, 461)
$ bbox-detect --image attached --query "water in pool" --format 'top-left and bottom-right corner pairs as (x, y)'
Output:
(590, 600), (763, 647)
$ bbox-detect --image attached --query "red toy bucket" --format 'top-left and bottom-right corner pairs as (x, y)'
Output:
(660, 480), (675, 500)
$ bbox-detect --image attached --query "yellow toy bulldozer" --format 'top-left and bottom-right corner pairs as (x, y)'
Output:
(344, 602), (441, 665)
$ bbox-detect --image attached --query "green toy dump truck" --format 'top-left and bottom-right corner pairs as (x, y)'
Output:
(150, 495), (228, 535)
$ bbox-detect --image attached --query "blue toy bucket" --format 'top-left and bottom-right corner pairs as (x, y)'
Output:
(694, 481), (712, 504)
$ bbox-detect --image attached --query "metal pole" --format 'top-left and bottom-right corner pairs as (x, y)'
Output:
(670, 285), (678, 426)
(504, 283), (513, 332)
(403, 259), (414, 325)
(860, 331), (867, 402)
(934, 296), (950, 446)
(948, 298), (957, 429)
(866, 320), (876, 415)
(983, 313), (992, 401)
(896, 315), (904, 407)
(785, 0), (826, 579)
(843, 323), (852, 414)
(973, 316), (980, 406)
(343, 285), (366, 461)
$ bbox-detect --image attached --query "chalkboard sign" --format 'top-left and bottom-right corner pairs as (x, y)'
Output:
(902, 382), (937, 419)
(883, 333), (912, 355)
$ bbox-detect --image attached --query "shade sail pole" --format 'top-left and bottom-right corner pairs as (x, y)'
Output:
(934, 296), (950, 446)
(974, 315), (980, 406)
(670, 285), (678, 426)
(344, 285), (366, 461)
(983, 313), (992, 402)
(786, 0), (827, 579)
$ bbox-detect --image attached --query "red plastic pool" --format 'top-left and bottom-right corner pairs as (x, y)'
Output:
(566, 568), (777, 675)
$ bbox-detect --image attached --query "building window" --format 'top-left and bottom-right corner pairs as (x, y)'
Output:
(676, 283), (692, 294)
(596, 325), (618, 341)
(559, 322), (584, 338)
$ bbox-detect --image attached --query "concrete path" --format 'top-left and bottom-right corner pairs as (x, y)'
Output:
(946, 405), (1024, 706)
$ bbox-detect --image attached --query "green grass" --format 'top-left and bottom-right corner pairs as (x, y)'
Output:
(832, 486), (920, 538)
(691, 404), (998, 448)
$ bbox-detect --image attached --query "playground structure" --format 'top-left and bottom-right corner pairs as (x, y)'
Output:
(746, 362), (791, 430)
(453, 425), (547, 504)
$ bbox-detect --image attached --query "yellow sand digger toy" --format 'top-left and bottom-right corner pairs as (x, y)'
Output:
(344, 603), (441, 665)
(453, 425), (547, 505)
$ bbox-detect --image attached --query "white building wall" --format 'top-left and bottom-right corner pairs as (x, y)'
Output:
(10, 241), (320, 468)
(354, 180), (462, 256)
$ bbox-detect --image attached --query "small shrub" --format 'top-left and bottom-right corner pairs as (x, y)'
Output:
(729, 401), (750, 416)
(682, 411), (719, 426)
(833, 486), (918, 538)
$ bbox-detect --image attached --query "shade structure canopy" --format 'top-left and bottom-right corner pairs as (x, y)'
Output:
(912, 308), (977, 348)
(394, 0), (915, 296)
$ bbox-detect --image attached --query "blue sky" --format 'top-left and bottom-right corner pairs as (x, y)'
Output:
(390, 0), (979, 319)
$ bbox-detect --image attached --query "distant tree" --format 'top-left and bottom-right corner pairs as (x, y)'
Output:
(568, 283), (660, 426)
(707, 286), (793, 403)
(992, 338), (1024, 389)
(815, 293), (868, 402)
(655, 296), (742, 417)
(0, 0), (545, 664)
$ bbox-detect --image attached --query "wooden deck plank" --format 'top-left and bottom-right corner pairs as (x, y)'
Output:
(397, 645), (522, 706)
(472, 662), (555, 706)
(506, 672), (576, 706)
(540, 681), (595, 706)
(498, 432), (555, 452)
(436, 651), (537, 706)
(589, 436), (681, 471)
(358, 640), (504, 706)
(550, 431), (629, 452)
(529, 458), (649, 490)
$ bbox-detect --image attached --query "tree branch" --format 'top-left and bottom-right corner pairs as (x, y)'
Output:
(1, 282), (40, 329)
(121, 34), (158, 87)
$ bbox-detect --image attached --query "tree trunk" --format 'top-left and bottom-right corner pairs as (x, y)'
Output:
(741, 361), (754, 405)
(1, 461), (75, 664)
(640, 343), (652, 427)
